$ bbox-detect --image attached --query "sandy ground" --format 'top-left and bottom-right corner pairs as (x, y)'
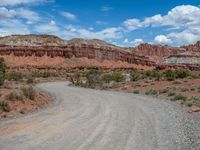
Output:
(0, 82), (200, 150)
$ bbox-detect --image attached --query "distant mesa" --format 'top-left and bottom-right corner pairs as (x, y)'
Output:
(0, 34), (199, 71)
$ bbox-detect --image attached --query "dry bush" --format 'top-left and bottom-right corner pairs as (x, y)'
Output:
(6, 91), (23, 101)
(20, 86), (36, 100)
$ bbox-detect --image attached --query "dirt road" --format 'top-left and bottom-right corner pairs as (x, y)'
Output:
(0, 82), (200, 150)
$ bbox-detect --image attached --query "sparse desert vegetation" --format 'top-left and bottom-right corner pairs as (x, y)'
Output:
(145, 89), (158, 96)
(8, 68), (197, 112)
(0, 59), (51, 118)
(69, 68), (200, 111)
(1, 56), (200, 117)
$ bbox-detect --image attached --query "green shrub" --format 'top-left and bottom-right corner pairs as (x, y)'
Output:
(7, 72), (23, 81)
(194, 99), (200, 107)
(0, 58), (6, 86)
(86, 70), (102, 86)
(174, 69), (189, 79)
(162, 69), (189, 81)
(145, 89), (158, 96)
(31, 72), (60, 78)
(0, 100), (8, 107)
(69, 73), (83, 86)
(0, 100), (10, 112)
(167, 90), (176, 96)
(41, 72), (52, 78)
(86, 70), (101, 78)
(159, 88), (169, 94)
(163, 70), (176, 81)
(0, 73), (5, 86)
(6, 91), (23, 101)
(185, 100), (193, 107)
(133, 90), (140, 94)
(26, 75), (35, 84)
(171, 93), (187, 101)
(130, 71), (141, 81)
(20, 86), (36, 100)
(101, 73), (113, 83)
(193, 97), (200, 107)
(111, 72), (124, 82)
(145, 70), (161, 81)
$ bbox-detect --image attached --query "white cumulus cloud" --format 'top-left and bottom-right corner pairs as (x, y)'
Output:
(16, 8), (40, 24)
(168, 30), (200, 45)
(123, 38), (129, 43)
(72, 27), (123, 40)
(61, 11), (77, 21)
(124, 5), (200, 30)
(123, 19), (142, 31)
(34, 20), (59, 33)
(0, 7), (16, 19)
(122, 38), (144, 47)
(0, 19), (30, 36)
(0, 0), (50, 6)
(154, 35), (172, 44)
(123, 5), (200, 45)
(132, 38), (144, 47)
(34, 23), (123, 41)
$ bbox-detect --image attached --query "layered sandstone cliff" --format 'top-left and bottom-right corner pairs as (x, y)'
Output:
(0, 35), (156, 70)
(181, 41), (200, 52)
(0, 45), (155, 66)
(158, 41), (200, 70)
(0, 34), (199, 71)
(129, 43), (185, 61)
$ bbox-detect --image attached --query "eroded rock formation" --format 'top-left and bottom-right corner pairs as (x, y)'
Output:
(129, 43), (185, 61)
(156, 64), (200, 71)
(0, 45), (155, 67)
(0, 34), (199, 71)
(181, 41), (200, 52)
(158, 51), (200, 71)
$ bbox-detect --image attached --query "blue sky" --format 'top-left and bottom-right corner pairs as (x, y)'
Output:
(0, 0), (199, 47)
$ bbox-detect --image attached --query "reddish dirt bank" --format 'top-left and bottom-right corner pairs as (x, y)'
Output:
(0, 82), (51, 119)
(3, 56), (154, 73)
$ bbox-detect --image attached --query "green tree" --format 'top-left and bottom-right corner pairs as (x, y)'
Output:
(0, 58), (6, 86)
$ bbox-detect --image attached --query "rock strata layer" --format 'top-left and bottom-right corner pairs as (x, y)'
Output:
(0, 35), (199, 71)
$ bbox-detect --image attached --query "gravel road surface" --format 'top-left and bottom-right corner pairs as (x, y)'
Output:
(0, 82), (200, 150)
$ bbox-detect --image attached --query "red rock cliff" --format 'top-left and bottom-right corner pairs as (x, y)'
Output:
(181, 41), (200, 52)
(0, 45), (155, 67)
(0, 35), (199, 71)
(129, 43), (185, 61)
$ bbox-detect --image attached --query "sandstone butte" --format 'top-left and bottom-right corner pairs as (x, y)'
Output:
(0, 34), (199, 72)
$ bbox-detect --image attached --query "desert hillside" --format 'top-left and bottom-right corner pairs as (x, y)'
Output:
(0, 34), (199, 71)
(0, 34), (67, 46)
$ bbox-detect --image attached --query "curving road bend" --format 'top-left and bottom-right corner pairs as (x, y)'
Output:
(0, 82), (200, 150)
